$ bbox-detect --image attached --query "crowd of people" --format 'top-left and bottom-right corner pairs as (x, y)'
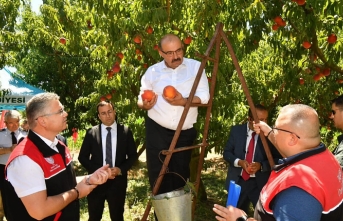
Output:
(1, 33), (343, 221)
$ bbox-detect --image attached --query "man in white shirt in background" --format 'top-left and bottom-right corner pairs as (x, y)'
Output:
(0, 110), (27, 221)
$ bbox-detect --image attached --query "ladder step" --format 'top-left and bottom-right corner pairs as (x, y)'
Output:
(190, 103), (210, 107)
(195, 52), (217, 62)
(161, 143), (208, 155)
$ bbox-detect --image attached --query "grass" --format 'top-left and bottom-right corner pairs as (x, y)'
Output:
(74, 156), (229, 221)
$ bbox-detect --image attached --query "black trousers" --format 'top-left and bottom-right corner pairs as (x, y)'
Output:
(145, 117), (196, 195)
(236, 176), (260, 214)
(87, 178), (126, 221)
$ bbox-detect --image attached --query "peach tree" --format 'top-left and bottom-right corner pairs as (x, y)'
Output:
(4, 0), (343, 153)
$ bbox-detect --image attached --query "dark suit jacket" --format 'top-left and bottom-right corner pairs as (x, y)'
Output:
(78, 123), (138, 185)
(333, 134), (343, 170)
(223, 124), (281, 190)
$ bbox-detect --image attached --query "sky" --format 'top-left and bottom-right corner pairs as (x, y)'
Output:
(31, 0), (43, 13)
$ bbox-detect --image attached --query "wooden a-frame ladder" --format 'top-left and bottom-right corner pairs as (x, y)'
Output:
(141, 22), (275, 221)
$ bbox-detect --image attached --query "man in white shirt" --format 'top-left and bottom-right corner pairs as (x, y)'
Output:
(137, 33), (210, 200)
(0, 110), (27, 221)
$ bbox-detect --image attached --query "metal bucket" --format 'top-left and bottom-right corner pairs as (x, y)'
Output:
(151, 189), (192, 221)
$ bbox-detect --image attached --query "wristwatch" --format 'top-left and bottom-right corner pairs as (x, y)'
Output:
(236, 215), (248, 221)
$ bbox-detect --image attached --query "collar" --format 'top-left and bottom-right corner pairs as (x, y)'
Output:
(101, 122), (117, 131)
(6, 128), (19, 135)
(27, 131), (60, 157)
(273, 143), (326, 172)
(34, 132), (59, 148)
(161, 59), (187, 70)
(246, 123), (254, 136)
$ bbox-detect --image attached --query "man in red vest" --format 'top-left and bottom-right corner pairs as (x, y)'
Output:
(5, 93), (111, 221)
(214, 104), (343, 221)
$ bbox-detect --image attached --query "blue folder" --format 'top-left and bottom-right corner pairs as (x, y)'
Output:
(226, 180), (241, 207)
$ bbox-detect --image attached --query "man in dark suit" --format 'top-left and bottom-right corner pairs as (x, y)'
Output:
(78, 101), (138, 221)
(223, 104), (281, 214)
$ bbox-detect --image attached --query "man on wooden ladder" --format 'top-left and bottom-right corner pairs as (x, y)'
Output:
(137, 34), (210, 220)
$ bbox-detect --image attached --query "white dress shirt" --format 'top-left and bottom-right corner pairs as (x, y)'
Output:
(101, 122), (117, 166)
(234, 123), (258, 177)
(0, 128), (27, 165)
(7, 132), (59, 197)
(138, 58), (210, 130)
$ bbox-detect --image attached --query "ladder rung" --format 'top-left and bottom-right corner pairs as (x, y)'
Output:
(195, 52), (217, 62)
(190, 103), (210, 107)
(161, 143), (208, 155)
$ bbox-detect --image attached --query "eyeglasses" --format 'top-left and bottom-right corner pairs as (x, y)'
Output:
(99, 110), (114, 117)
(272, 127), (301, 139)
(331, 109), (342, 115)
(160, 48), (183, 57)
(35, 108), (65, 120)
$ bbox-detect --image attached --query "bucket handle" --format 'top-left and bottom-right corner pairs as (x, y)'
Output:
(152, 172), (195, 197)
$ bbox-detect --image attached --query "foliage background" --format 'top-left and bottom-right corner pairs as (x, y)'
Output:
(1, 0), (342, 151)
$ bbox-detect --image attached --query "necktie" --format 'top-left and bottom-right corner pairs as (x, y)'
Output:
(105, 127), (113, 167)
(11, 132), (17, 144)
(242, 132), (256, 181)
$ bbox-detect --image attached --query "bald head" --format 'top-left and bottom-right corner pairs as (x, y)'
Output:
(278, 104), (320, 140)
(159, 34), (182, 50)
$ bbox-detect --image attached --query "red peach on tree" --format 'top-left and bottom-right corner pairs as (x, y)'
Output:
(107, 70), (114, 79)
(274, 16), (283, 25)
(59, 37), (66, 45)
(328, 33), (337, 44)
(296, 0), (306, 5)
(134, 35), (142, 44)
(302, 41), (311, 49)
(183, 36), (192, 45)
(146, 26), (153, 34)
(106, 93), (112, 100)
(313, 74), (321, 82)
(299, 78), (305, 85)
(323, 68), (330, 76)
(274, 16), (286, 27)
(272, 24), (279, 31)
(112, 64), (120, 73)
(117, 52), (124, 60)
(279, 20), (286, 27)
